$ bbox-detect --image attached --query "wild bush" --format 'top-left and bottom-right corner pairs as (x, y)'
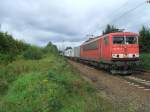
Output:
(139, 26), (150, 53)
(0, 54), (114, 112)
(43, 42), (58, 55)
(0, 79), (8, 95)
(23, 47), (43, 60)
(140, 53), (150, 70)
(0, 53), (16, 64)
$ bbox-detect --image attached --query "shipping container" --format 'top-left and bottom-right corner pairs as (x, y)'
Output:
(64, 48), (73, 57)
(73, 46), (80, 57)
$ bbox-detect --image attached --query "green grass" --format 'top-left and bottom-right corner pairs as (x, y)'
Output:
(140, 53), (150, 70)
(0, 54), (113, 112)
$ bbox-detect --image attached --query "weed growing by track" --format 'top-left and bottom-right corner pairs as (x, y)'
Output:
(140, 53), (150, 70)
(0, 54), (113, 112)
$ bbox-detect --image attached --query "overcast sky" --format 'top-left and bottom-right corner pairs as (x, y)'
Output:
(0, 0), (149, 49)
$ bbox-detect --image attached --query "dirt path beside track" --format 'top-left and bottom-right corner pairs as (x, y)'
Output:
(68, 60), (150, 112)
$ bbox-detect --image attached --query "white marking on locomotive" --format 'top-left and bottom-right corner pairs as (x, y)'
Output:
(112, 54), (139, 58)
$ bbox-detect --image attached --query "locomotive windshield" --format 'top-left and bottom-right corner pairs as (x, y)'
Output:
(113, 36), (137, 44)
(113, 37), (124, 44)
(126, 36), (137, 44)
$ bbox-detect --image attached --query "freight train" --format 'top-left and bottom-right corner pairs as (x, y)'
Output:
(64, 32), (140, 74)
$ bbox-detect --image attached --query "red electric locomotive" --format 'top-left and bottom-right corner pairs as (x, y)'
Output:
(80, 32), (139, 74)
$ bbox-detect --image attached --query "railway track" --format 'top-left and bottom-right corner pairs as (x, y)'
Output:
(135, 69), (150, 74)
(69, 60), (150, 111)
(109, 70), (150, 91)
(109, 69), (150, 91)
(69, 59), (150, 91)
(121, 76), (150, 91)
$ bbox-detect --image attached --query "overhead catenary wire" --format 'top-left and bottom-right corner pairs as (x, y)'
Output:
(126, 19), (150, 30)
(118, 0), (150, 31)
(90, 0), (130, 35)
(91, 1), (147, 35)
(109, 1), (145, 24)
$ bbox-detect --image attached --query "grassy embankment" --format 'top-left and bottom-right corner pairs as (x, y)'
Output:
(140, 53), (150, 70)
(0, 54), (113, 112)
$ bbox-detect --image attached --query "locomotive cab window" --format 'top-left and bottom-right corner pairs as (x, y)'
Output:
(113, 36), (124, 44)
(126, 36), (137, 44)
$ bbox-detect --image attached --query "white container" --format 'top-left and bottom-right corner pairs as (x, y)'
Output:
(73, 46), (80, 57)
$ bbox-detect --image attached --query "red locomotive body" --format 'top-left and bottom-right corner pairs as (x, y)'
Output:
(80, 32), (139, 74)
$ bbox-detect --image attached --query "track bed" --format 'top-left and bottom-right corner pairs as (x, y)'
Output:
(68, 60), (150, 112)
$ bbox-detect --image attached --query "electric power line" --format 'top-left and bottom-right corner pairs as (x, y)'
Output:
(91, 1), (147, 35)
(109, 1), (145, 24)
(118, 0), (150, 30)
(106, 0), (130, 18)
(90, 0), (130, 35)
(126, 19), (150, 30)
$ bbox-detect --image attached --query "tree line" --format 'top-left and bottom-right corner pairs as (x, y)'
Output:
(0, 31), (58, 64)
(0, 32), (29, 55)
(0, 24), (150, 64)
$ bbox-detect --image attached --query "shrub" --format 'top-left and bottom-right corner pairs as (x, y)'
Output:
(139, 26), (150, 53)
(0, 54), (114, 112)
(0, 79), (8, 95)
(43, 42), (58, 55)
(0, 53), (16, 64)
(23, 47), (43, 60)
(140, 53), (150, 70)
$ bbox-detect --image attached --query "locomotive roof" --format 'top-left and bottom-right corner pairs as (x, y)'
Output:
(109, 32), (139, 36)
(82, 32), (139, 45)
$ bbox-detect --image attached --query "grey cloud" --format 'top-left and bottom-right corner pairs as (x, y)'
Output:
(0, 0), (149, 48)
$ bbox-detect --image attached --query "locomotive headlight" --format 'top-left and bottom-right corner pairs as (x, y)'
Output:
(112, 54), (139, 58)
(112, 54), (117, 58)
(112, 54), (123, 58)
(135, 54), (139, 58)
(128, 54), (139, 58)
